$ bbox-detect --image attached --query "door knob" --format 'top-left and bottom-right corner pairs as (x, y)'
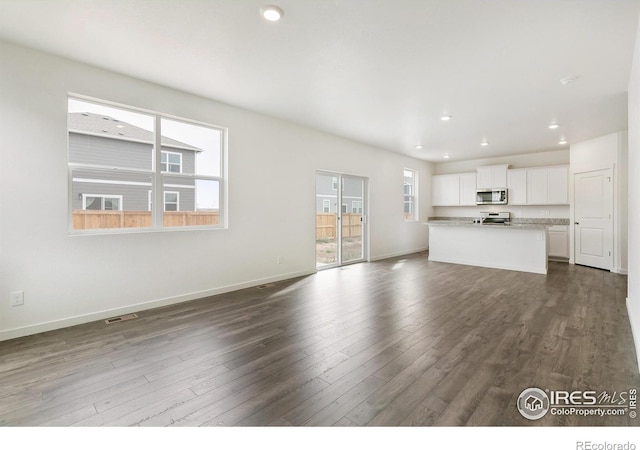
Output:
(574, 222), (580, 225)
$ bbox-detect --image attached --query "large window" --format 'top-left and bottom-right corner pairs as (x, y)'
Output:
(404, 168), (418, 221)
(68, 96), (226, 232)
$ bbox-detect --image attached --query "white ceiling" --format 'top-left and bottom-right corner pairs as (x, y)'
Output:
(0, 0), (638, 162)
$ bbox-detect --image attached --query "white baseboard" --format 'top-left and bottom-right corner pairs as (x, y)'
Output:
(369, 247), (428, 262)
(627, 297), (640, 374)
(613, 268), (629, 275)
(0, 269), (315, 343)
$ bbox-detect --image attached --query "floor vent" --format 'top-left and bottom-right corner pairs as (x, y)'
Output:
(105, 313), (138, 324)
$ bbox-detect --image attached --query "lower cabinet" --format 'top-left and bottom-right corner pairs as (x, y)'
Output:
(548, 225), (569, 260)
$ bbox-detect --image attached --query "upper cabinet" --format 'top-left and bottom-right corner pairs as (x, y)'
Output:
(507, 165), (569, 205)
(546, 166), (569, 205)
(507, 169), (527, 205)
(459, 173), (477, 206)
(432, 172), (476, 206)
(432, 174), (458, 206)
(433, 164), (568, 207)
(526, 168), (549, 205)
(476, 164), (509, 189)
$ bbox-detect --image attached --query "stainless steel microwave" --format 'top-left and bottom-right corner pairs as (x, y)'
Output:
(476, 189), (508, 205)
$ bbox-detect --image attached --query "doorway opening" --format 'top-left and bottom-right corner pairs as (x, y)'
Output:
(315, 171), (368, 269)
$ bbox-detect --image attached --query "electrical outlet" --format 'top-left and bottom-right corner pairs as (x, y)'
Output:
(10, 291), (24, 307)
(277, 256), (284, 265)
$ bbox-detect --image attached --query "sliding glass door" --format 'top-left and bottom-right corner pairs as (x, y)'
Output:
(315, 171), (367, 269)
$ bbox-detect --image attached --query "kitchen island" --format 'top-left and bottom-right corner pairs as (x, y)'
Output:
(427, 221), (548, 274)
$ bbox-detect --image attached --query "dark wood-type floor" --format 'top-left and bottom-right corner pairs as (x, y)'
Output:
(1, 252), (639, 426)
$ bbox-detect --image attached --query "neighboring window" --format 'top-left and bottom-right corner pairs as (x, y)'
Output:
(82, 194), (122, 211)
(332, 177), (338, 190)
(322, 199), (330, 213)
(342, 204), (347, 214)
(404, 168), (417, 221)
(161, 151), (182, 173)
(148, 191), (180, 212)
(164, 192), (179, 212)
(351, 200), (362, 214)
(69, 96), (225, 232)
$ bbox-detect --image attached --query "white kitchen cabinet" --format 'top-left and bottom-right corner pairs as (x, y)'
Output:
(548, 225), (569, 259)
(525, 165), (569, 205)
(507, 169), (527, 205)
(459, 173), (477, 205)
(431, 172), (475, 206)
(526, 168), (549, 205)
(476, 164), (509, 189)
(432, 174), (459, 206)
(547, 166), (569, 204)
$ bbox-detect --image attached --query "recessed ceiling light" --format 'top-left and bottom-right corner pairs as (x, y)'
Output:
(480, 141), (489, 147)
(116, 124), (124, 128)
(548, 123), (560, 129)
(443, 154), (450, 159)
(415, 144), (423, 149)
(261, 5), (284, 21)
(560, 76), (580, 86)
(559, 138), (567, 145)
(440, 115), (452, 121)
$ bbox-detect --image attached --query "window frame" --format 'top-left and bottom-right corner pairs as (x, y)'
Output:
(163, 191), (180, 212)
(161, 150), (183, 174)
(322, 199), (331, 213)
(403, 168), (418, 221)
(68, 94), (227, 234)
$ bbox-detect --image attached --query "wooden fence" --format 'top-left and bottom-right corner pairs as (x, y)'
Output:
(73, 211), (358, 236)
(316, 213), (362, 239)
(72, 210), (219, 230)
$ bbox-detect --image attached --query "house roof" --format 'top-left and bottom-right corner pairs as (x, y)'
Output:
(68, 112), (202, 152)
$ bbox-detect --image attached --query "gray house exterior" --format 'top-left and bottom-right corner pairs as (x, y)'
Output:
(315, 175), (363, 214)
(69, 112), (201, 212)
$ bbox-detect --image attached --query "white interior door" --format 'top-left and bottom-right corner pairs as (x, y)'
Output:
(574, 169), (613, 270)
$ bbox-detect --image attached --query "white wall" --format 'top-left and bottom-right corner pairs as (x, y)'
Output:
(432, 149), (570, 219)
(0, 41), (432, 341)
(627, 14), (640, 372)
(570, 131), (628, 273)
(434, 149), (570, 175)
